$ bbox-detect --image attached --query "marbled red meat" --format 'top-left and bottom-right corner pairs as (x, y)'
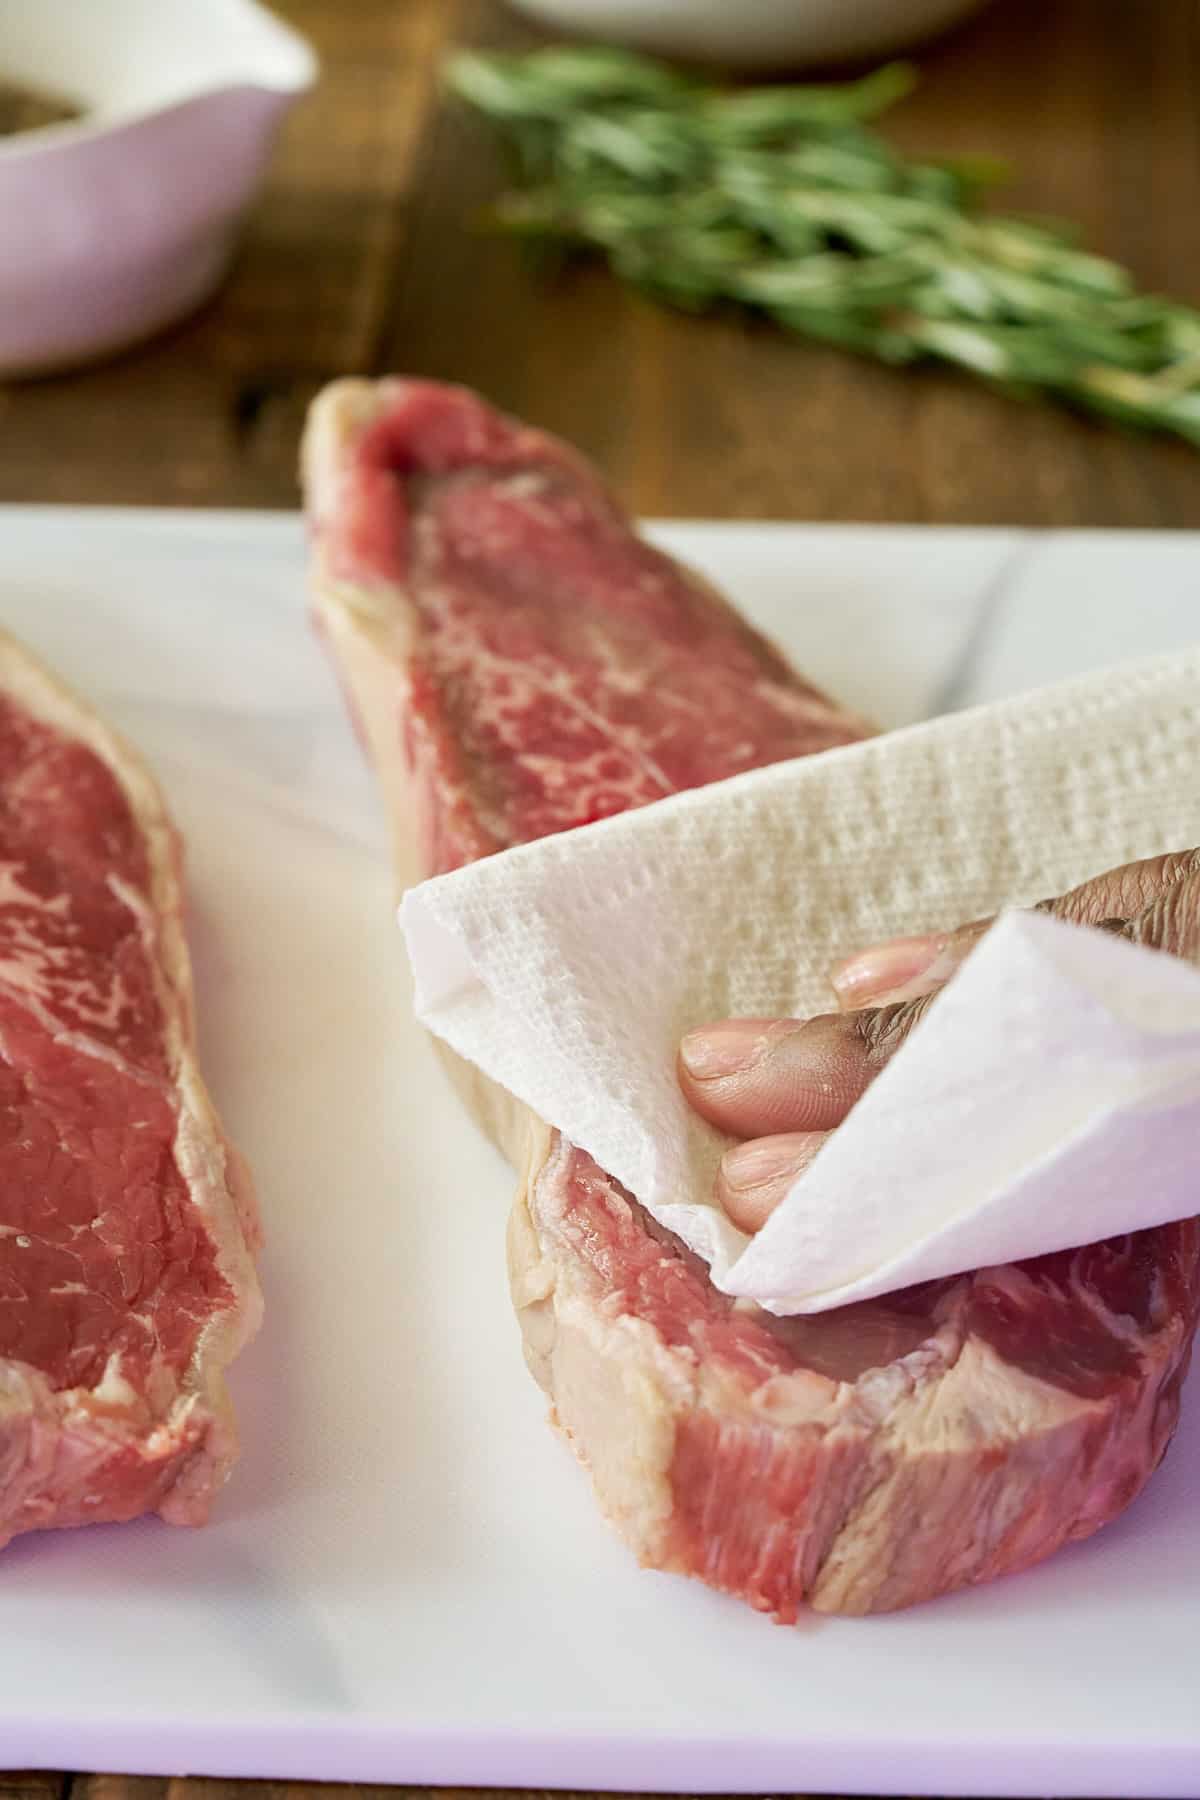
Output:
(321, 381), (863, 869)
(305, 376), (1200, 1617)
(0, 638), (260, 1546)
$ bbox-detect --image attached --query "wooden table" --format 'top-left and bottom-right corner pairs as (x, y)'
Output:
(4, 0), (1200, 526)
(2, 4), (1197, 1800)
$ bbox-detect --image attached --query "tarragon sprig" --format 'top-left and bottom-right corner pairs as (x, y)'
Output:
(447, 46), (1200, 447)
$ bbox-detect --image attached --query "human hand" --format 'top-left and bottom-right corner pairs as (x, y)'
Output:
(678, 848), (1200, 1233)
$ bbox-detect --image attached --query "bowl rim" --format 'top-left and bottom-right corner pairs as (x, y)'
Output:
(0, 0), (318, 166)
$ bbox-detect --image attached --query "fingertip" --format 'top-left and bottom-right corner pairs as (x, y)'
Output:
(716, 1130), (829, 1233)
(680, 1011), (876, 1138)
(678, 1018), (782, 1082)
(830, 933), (946, 1010)
(718, 1174), (782, 1234)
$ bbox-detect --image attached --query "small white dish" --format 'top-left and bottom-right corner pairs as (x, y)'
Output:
(504, 0), (990, 70)
(0, 0), (316, 376)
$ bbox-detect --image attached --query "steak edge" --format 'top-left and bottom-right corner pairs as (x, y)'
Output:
(302, 376), (1200, 1617)
(0, 628), (262, 1544)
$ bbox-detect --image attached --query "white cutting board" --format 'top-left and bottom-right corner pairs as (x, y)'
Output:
(0, 508), (1197, 1797)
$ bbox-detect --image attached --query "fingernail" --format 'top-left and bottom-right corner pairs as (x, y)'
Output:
(831, 933), (946, 1008)
(679, 1019), (775, 1081)
(721, 1137), (806, 1192)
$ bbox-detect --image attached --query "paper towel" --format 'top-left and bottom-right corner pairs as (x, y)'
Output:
(401, 649), (1200, 1313)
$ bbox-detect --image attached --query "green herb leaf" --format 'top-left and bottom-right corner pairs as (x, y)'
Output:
(446, 45), (1200, 450)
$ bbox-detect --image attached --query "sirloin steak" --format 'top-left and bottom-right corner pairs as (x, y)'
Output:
(0, 629), (261, 1544)
(303, 377), (1200, 1617)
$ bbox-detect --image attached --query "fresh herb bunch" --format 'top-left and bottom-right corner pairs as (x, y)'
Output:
(447, 46), (1200, 446)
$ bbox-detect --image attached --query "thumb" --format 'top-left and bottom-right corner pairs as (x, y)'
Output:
(1125, 868), (1200, 963)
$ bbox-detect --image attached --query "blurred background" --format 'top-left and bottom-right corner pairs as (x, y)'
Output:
(3, 0), (1199, 526)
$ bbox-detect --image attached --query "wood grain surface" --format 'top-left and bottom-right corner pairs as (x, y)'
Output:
(2, 0), (1198, 523)
(2, 3), (1197, 1799)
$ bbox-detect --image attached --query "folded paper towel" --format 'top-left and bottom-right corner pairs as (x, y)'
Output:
(402, 649), (1200, 1313)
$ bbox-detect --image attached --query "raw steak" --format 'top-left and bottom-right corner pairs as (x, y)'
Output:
(303, 377), (1200, 1617)
(0, 630), (261, 1545)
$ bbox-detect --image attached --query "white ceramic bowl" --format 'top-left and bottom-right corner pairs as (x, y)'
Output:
(0, 0), (316, 376)
(505, 0), (990, 69)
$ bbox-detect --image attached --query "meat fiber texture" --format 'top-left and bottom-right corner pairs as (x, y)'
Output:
(302, 376), (1200, 1619)
(0, 630), (261, 1546)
